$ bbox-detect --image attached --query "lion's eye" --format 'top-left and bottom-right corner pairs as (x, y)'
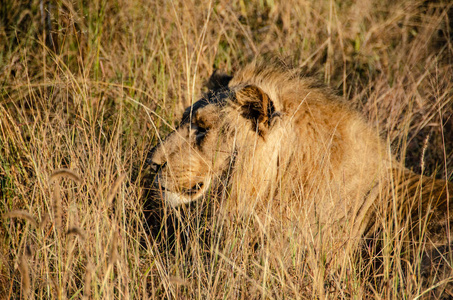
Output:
(192, 125), (208, 142)
(196, 126), (208, 137)
(197, 127), (207, 134)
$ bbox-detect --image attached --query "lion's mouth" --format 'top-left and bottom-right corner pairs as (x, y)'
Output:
(156, 180), (205, 197)
(153, 174), (211, 207)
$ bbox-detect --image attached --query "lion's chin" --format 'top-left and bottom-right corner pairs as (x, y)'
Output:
(162, 191), (196, 207)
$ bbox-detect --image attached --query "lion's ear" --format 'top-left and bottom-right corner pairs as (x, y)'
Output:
(206, 70), (233, 91)
(236, 85), (275, 137)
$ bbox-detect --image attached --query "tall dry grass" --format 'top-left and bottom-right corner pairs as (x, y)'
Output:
(0, 0), (452, 298)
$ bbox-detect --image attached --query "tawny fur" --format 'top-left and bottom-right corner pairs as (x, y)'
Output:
(149, 61), (453, 262)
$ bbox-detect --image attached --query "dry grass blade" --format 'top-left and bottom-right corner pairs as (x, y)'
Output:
(168, 276), (190, 286)
(109, 231), (119, 265)
(52, 182), (62, 230)
(67, 227), (86, 240)
(18, 255), (30, 299)
(106, 173), (126, 206)
(39, 213), (49, 230)
(3, 210), (38, 228)
(82, 261), (94, 300)
(414, 276), (453, 300)
(50, 169), (81, 183)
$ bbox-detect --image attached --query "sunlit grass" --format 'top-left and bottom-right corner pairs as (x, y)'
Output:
(1, 0), (452, 298)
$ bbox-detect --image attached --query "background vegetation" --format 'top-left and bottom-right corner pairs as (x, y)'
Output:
(1, 0), (452, 298)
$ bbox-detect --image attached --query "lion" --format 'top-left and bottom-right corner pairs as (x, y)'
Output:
(147, 61), (453, 273)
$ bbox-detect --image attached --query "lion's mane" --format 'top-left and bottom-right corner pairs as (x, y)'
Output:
(148, 60), (452, 259)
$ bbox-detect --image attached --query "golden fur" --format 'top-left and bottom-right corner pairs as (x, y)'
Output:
(148, 61), (452, 258)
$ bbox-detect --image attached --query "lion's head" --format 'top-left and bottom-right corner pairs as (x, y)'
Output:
(148, 68), (286, 207)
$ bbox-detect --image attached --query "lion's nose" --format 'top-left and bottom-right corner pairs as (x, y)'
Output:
(146, 144), (165, 171)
